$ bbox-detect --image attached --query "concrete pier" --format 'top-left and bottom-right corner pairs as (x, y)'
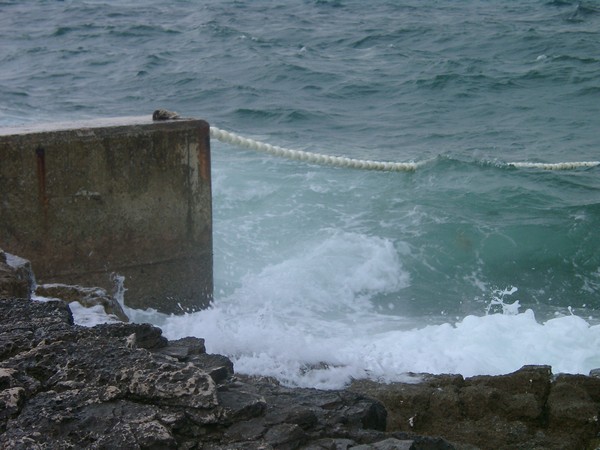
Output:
(0, 116), (212, 314)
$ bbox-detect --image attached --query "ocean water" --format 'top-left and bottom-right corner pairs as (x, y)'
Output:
(2, 0), (600, 388)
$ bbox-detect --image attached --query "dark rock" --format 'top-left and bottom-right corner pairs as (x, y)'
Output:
(0, 298), (73, 361)
(0, 250), (34, 300)
(303, 438), (357, 449)
(152, 109), (181, 120)
(154, 338), (234, 383)
(547, 378), (597, 426)
(351, 365), (600, 450)
(218, 384), (268, 423)
(35, 282), (129, 322)
(1, 297), (429, 449)
(0, 298), (219, 448)
(195, 353), (235, 383)
(264, 423), (307, 449)
(223, 418), (267, 442)
(92, 321), (168, 349)
(350, 438), (414, 450)
(164, 336), (207, 356)
(408, 435), (458, 450)
(241, 375), (388, 434)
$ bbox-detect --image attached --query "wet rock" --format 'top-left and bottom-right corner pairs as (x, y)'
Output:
(35, 282), (128, 322)
(1, 298), (428, 449)
(264, 423), (307, 449)
(155, 338), (234, 384)
(195, 353), (236, 383)
(93, 321), (168, 349)
(161, 336), (207, 356)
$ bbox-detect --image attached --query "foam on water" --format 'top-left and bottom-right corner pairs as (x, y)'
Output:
(72, 277), (600, 390)
(159, 261), (600, 388)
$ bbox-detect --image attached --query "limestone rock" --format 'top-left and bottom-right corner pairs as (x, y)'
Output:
(35, 282), (129, 322)
(0, 298), (426, 449)
(351, 365), (600, 450)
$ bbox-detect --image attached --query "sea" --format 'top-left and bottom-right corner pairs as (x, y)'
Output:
(2, 0), (600, 389)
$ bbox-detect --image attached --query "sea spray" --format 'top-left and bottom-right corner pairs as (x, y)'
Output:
(485, 286), (521, 315)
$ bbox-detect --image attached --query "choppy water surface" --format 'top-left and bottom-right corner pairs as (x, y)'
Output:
(2, 0), (600, 388)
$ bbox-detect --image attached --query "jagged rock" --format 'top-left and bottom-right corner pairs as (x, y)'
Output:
(0, 298), (218, 448)
(351, 365), (600, 450)
(162, 336), (207, 356)
(155, 338), (234, 384)
(303, 438), (356, 449)
(350, 438), (414, 450)
(92, 321), (168, 349)
(0, 250), (34, 300)
(264, 422), (307, 449)
(35, 283), (129, 322)
(1, 298), (424, 449)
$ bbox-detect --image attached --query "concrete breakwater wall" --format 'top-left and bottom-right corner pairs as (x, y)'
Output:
(0, 116), (212, 314)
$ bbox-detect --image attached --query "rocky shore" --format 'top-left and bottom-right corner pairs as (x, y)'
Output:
(2, 250), (600, 449)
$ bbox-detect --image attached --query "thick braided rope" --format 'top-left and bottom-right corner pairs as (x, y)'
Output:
(210, 126), (599, 172)
(210, 126), (424, 172)
(507, 161), (600, 170)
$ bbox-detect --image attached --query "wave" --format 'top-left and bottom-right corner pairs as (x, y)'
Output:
(565, 2), (600, 22)
(108, 24), (181, 38)
(553, 54), (600, 64)
(138, 286), (600, 389)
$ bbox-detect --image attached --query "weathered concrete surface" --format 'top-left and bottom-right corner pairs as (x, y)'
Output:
(0, 116), (212, 313)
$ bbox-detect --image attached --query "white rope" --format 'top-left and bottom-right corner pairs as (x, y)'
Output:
(210, 126), (425, 172)
(507, 161), (600, 170)
(210, 126), (600, 172)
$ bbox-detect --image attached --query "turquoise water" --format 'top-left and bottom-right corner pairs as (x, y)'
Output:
(2, 0), (600, 387)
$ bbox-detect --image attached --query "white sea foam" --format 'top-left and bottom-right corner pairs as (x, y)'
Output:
(67, 272), (600, 390)
(155, 303), (600, 389)
(158, 235), (600, 389)
(68, 301), (122, 327)
(65, 230), (600, 390)
(33, 294), (122, 327)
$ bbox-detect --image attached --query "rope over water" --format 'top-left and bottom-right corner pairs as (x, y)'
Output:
(210, 126), (600, 172)
(507, 161), (600, 170)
